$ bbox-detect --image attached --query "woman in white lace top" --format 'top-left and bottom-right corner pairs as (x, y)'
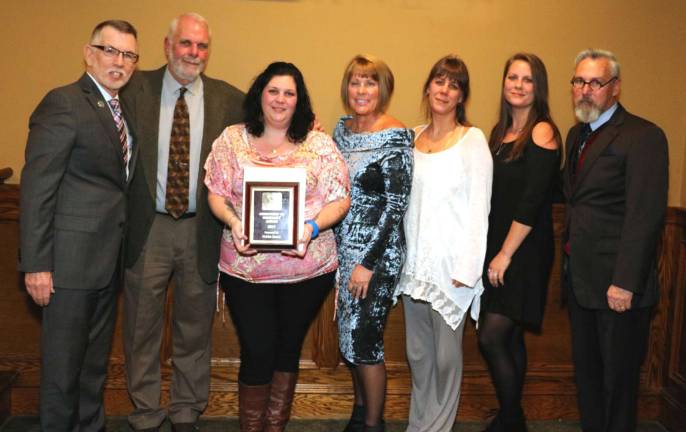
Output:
(396, 55), (492, 432)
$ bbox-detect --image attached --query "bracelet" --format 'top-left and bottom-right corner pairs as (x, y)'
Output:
(305, 219), (319, 239)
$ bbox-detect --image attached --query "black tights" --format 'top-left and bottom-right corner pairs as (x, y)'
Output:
(349, 362), (386, 427)
(478, 312), (527, 420)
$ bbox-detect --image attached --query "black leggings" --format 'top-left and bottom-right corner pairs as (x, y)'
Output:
(221, 271), (334, 385)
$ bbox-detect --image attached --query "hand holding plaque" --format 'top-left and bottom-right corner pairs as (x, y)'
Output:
(281, 221), (317, 258)
(242, 167), (306, 251)
(228, 217), (257, 256)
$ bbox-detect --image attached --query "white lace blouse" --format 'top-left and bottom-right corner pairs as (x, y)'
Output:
(397, 125), (493, 330)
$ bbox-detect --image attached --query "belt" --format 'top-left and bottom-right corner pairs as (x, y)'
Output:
(156, 212), (196, 220)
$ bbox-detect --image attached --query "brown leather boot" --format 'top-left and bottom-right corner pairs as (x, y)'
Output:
(239, 381), (271, 432)
(264, 371), (298, 432)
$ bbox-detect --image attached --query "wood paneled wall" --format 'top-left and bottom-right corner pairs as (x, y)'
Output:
(1, 182), (685, 425)
(659, 210), (686, 432)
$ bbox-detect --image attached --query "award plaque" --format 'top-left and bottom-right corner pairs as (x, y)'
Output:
(242, 167), (306, 250)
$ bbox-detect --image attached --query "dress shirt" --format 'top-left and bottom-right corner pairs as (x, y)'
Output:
(590, 102), (618, 132)
(87, 73), (133, 179)
(155, 68), (205, 213)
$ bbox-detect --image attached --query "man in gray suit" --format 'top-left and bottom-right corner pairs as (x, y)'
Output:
(121, 13), (243, 432)
(19, 20), (139, 432)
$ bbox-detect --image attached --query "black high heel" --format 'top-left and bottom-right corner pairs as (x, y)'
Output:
(342, 404), (365, 432)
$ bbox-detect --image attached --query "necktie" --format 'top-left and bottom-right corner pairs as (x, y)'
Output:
(165, 87), (190, 219)
(576, 123), (593, 157)
(571, 123), (592, 176)
(108, 99), (128, 166)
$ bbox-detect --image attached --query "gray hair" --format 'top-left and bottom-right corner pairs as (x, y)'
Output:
(167, 12), (211, 41)
(575, 49), (621, 78)
(90, 20), (138, 43)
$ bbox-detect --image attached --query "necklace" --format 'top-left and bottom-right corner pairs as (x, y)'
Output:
(508, 127), (524, 137)
(251, 134), (289, 157)
(424, 125), (462, 153)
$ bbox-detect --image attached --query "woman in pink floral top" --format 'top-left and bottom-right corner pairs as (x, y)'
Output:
(204, 62), (350, 432)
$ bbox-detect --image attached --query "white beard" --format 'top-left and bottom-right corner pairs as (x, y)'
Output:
(166, 46), (205, 83)
(574, 100), (601, 123)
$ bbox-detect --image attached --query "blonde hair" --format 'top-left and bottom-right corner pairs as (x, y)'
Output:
(340, 54), (394, 114)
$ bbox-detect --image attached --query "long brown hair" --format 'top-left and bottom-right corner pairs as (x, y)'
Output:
(489, 53), (561, 160)
(421, 55), (471, 126)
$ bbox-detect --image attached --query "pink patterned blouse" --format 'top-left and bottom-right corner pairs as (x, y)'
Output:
(204, 124), (350, 283)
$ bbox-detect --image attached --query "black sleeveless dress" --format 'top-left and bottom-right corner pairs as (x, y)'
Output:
(480, 137), (559, 328)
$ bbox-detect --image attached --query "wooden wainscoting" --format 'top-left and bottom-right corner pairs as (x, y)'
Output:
(1, 180), (685, 423)
(659, 210), (686, 432)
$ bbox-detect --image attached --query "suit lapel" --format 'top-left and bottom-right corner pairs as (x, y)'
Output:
(79, 74), (126, 184)
(197, 75), (222, 202)
(571, 106), (626, 194)
(126, 123), (138, 186)
(121, 99), (138, 186)
(563, 125), (580, 198)
(136, 67), (165, 199)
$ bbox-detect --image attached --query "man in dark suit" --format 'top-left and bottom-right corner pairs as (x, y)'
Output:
(121, 12), (243, 432)
(562, 49), (668, 432)
(19, 20), (139, 432)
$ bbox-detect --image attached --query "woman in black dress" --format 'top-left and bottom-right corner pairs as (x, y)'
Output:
(478, 53), (561, 432)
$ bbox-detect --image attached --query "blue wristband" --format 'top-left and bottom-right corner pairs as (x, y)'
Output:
(305, 220), (319, 239)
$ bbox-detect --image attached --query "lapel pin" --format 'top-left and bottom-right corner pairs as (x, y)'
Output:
(97, 100), (105, 108)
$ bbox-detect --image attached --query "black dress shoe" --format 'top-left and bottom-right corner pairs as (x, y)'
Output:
(171, 423), (199, 432)
(481, 413), (503, 432)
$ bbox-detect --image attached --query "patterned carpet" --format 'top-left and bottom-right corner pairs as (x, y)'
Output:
(0, 417), (670, 431)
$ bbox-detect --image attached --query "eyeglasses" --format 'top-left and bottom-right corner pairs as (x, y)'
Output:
(90, 45), (139, 64)
(570, 76), (617, 91)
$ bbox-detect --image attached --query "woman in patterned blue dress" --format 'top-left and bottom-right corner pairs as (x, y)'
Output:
(334, 54), (413, 432)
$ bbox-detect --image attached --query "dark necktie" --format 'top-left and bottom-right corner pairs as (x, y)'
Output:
(571, 123), (592, 176)
(108, 99), (128, 167)
(576, 123), (593, 156)
(165, 87), (190, 218)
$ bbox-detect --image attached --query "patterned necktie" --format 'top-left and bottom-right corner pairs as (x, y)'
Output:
(108, 98), (128, 166)
(165, 87), (190, 218)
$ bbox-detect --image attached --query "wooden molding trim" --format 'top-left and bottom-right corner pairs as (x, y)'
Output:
(0, 183), (19, 223)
